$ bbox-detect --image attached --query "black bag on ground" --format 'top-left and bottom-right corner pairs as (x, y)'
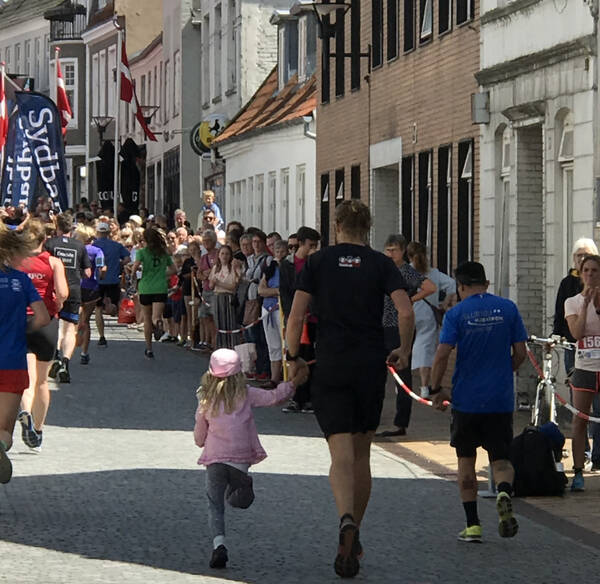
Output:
(509, 426), (567, 497)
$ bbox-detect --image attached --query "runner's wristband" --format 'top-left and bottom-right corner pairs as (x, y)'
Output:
(286, 351), (299, 362)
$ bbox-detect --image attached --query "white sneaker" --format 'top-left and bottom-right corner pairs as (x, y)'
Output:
(159, 332), (171, 342)
(420, 386), (430, 399)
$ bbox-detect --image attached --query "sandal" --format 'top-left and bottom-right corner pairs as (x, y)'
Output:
(334, 513), (360, 578)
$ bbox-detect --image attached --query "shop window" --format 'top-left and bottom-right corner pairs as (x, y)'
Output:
(437, 146), (452, 273)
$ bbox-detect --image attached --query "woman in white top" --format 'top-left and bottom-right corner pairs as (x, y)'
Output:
(407, 242), (457, 397)
(565, 254), (600, 491)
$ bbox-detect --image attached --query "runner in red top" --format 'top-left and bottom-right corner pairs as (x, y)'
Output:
(17, 220), (69, 451)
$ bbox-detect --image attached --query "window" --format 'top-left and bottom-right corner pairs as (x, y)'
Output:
(351, 164), (361, 198)
(558, 114), (574, 162)
(456, 0), (474, 25)
(321, 173), (330, 246)
(457, 139), (474, 264)
(148, 70), (152, 117)
(350, 0), (360, 90)
(372, 0), (383, 68)
(202, 16), (210, 104)
(388, 0), (398, 60)
(255, 174), (264, 226)
(34, 39), (40, 81)
(214, 4), (223, 98)
(268, 171), (277, 231)
(401, 156), (414, 240)
(296, 165), (306, 225)
(439, 0), (451, 34)
(91, 53), (99, 116)
(99, 49), (106, 116)
(335, 0), (345, 97)
(281, 168), (290, 232)
(418, 151), (432, 247)
(5, 47), (10, 69)
(279, 20), (299, 88)
(174, 50), (181, 116)
(420, 0), (433, 42)
(299, 13), (317, 80)
(321, 13), (331, 103)
(404, 0), (415, 52)
(335, 168), (345, 206)
(558, 113), (574, 272)
(153, 66), (158, 111)
(147, 165), (155, 214)
(24, 40), (31, 75)
(107, 45), (116, 116)
(15, 43), (21, 72)
(227, 0), (238, 90)
(50, 58), (78, 128)
(246, 176), (254, 222)
(164, 59), (170, 122)
(437, 146), (452, 273)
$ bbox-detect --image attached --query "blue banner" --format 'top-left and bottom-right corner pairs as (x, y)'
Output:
(14, 92), (69, 212)
(0, 111), (18, 206)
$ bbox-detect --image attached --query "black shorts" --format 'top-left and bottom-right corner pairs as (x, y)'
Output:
(450, 410), (513, 460)
(81, 288), (101, 305)
(97, 284), (121, 307)
(569, 369), (600, 394)
(26, 317), (59, 361)
(59, 298), (80, 324)
(140, 293), (167, 306)
(312, 353), (387, 439)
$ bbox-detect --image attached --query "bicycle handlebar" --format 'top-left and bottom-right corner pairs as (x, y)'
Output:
(527, 334), (576, 349)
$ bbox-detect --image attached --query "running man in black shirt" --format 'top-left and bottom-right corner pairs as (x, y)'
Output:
(286, 200), (414, 578)
(46, 213), (91, 383)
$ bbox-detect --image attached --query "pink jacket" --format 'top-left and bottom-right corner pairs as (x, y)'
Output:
(194, 382), (295, 466)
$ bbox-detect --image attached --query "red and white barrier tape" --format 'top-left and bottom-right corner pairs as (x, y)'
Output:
(387, 365), (451, 408)
(526, 347), (600, 423)
(214, 304), (279, 335)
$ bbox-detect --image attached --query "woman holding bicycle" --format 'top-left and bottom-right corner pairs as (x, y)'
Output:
(565, 254), (600, 491)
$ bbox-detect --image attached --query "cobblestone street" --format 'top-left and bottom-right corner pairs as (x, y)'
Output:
(0, 321), (599, 583)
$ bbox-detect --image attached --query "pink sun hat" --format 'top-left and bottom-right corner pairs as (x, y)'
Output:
(209, 349), (242, 378)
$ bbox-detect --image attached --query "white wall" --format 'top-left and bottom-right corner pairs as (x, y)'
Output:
(218, 124), (317, 234)
(481, 0), (594, 70)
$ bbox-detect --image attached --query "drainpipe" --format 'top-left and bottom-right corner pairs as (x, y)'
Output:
(303, 110), (316, 140)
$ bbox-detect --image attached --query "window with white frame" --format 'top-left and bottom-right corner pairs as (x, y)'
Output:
(50, 58), (78, 128)
(159, 61), (163, 124)
(255, 174), (264, 226)
(281, 168), (290, 232)
(268, 171), (277, 231)
(15, 43), (21, 73)
(148, 69), (152, 116)
(278, 20), (299, 88)
(227, 0), (238, 91)
(558, 113), (574, 272)
(456, 0), (474, 24)
(247, 176), (254, 222)
(107, 45), (116, 116)
(235, 181), (243, 220)
(174, 50), (181, 116)
(296, 165), (306, 226)
(24, 40), (31, 75)
(91, 52), (99, 116)
(202, 15), (210, 104)
(5, 47), (11, 70)
(214, 4), (223, 99)
(99, 49), (107, 116)
(439, 0), (452, 34)
(298, 14), (317, 81)
(164, 59), (170, 122)
(420, 0), (433, 41)
(34, 38), (40, 82)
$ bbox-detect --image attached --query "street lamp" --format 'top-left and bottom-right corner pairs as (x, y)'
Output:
(139, 104), (159, 126)
(92, 115), (114, 142)
(290, 1), (351, 38)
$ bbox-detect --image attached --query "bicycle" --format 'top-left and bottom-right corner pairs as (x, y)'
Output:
(526, 334), (575, 427)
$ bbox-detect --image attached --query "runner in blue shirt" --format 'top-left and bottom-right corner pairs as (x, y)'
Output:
(429, 261), (527, 544)
(0, 222), (51, 483)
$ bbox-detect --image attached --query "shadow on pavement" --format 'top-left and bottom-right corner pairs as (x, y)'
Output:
(1, 468), (598, 582)
(47, 340), (324, 437)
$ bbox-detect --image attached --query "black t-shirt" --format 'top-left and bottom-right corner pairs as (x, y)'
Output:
(296, 243), (408, 358)
(45, 235), (91, 293)
(180, 257), (196, 296)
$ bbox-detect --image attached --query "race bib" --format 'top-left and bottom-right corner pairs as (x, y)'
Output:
(577, 336), (600, 359)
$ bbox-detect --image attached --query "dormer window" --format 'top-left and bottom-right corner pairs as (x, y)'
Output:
(271, 10), (299, 89)
(298, 12), (317, 81)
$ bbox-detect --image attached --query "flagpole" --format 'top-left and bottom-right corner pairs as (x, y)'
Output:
(0, 63), (5, 180)
(113, 19), (122, 221)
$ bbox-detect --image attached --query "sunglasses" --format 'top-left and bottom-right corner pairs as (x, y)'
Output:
(288, 244), (298, 250)
(204, 216), (215, 221)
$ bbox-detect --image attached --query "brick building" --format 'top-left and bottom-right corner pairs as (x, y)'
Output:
(308, 0), (479, 273)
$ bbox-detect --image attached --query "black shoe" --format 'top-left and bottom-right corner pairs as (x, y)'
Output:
(591, 462), (600, 472)
(57, 363), (71, 383)
(80, 353), (90, 365)
(375, 427), (407, 437)
(209, 545), (228, 569)
(334, 514), (360, 578)
(98, 336), (107, 347)
(282, 400), (301, 413)
(301, 402), (315, 414)
(48, 359), (62, 379)
(144, 349), (154, 359)
(153, 321), (164, 342)
(18, 411), (40, 448)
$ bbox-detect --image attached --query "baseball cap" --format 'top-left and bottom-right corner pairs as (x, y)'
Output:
(97, 222), (110, 232)
(209, 349), (242, 378)
(129, 214), (142, 226)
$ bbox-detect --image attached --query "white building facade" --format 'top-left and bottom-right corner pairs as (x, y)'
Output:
(477, 0), (596, 335)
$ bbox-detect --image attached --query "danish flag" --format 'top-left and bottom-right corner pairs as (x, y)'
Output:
(55, 50), (72, 137)
(0, 62), (8, 151)
(119, 40), (156, 141)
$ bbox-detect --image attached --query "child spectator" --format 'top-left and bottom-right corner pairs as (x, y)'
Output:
(202, 190), (224, 230)
(194, 349), (305, 568)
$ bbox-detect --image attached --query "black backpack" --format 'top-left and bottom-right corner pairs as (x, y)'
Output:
(509, 426), (567, 497)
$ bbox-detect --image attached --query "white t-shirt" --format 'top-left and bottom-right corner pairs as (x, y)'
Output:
(564, 293), (600, 371)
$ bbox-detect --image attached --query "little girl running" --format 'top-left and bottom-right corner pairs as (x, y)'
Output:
(194, 348), (305, 569)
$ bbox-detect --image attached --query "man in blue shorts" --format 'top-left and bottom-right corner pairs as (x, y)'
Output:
(429, 261), (527, 543)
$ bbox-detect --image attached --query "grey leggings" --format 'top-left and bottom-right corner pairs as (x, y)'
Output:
(206, 463), (255, 538)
